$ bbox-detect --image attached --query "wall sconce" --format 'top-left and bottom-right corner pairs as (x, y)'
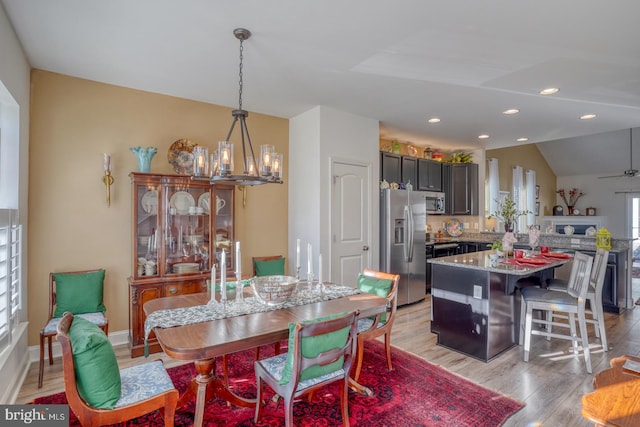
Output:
(102, 153), (114, 207)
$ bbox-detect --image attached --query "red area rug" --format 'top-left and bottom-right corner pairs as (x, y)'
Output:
(32, 340), (523, 426)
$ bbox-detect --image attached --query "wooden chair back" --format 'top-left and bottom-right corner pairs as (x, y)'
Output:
(289, 310), (359, 389)
(567, 252), (594, 300)
(590, 248), (610, 297)
(56, 312), (178, 427)
(252, 255), (285, 276)
(352, 269), (400, 382)
(49, 269), (105, 321)
(361, 268), (400, 326)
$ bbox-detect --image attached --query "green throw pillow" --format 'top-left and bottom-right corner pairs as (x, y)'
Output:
(68, 316), (121, 409)
(254, 258), (285, 276)
(54, 270), (106, 318)
(279, 311), (351, 385)
(357, 274), (393, 323)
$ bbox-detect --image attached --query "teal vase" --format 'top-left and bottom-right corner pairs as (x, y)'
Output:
(130, 146), (157, 173)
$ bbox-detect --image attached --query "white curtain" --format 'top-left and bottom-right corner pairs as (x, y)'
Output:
(487, 158), (499, 217)
(512, 166), (524, 232)
(525, 169), (537, 226)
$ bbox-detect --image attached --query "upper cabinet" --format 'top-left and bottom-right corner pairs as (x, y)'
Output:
(380, 152), (442, 191)
(443, 163), (478, 216)
(417, 159), (443, 192)
(380, 152), (401, 184)
(401, 156), (417, 186)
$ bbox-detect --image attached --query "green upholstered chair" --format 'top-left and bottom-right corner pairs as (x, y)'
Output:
(39, 269), (109, 388)
(254, 310), (359, 427)
(352, 269), (400, 382)
(56, 312), (179, 426)
(252, 255), (286, 276)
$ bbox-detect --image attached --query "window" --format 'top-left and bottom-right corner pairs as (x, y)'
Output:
(0, 210), (20, 350)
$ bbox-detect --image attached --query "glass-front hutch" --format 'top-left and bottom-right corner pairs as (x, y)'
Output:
(128, 172), (235, 357)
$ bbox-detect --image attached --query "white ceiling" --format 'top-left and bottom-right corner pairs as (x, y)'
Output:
(3, 0), (640, 176)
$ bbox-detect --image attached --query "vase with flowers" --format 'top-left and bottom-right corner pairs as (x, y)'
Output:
(556, 188), (584, 215)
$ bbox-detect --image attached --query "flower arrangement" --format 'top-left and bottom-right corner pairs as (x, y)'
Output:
(556, 188), (584, 209)
(488, 197), (531, 225)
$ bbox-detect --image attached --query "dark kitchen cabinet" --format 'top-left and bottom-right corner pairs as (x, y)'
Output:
(444, 163), (478, 215)
(417, 159), (443, 191)
(380, 152), (401, 183)
(401, 156), (417, 186)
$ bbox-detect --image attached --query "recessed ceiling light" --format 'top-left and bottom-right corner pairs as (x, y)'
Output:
(517, 137), (529, 142)
(580, 114), (597, 120)
(427, 117), (441, 124)
(539, 87), (559, 95)
(503, 109), (519, 115)
(478, 134), (489, 139)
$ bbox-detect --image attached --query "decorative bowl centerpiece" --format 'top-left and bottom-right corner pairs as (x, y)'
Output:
(250, 275), (298, 306)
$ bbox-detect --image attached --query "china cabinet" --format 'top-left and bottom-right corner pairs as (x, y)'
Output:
(128, 172), (235, 357)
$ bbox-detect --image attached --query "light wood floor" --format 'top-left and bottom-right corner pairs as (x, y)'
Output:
(17, 294), (640, 426)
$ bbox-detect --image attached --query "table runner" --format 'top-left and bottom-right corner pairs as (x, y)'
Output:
(144, 284), (359, 356)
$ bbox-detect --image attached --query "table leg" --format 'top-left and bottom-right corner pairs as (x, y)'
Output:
(178, 358), (257, 427)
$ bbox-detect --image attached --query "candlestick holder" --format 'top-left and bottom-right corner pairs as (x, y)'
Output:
(235, 274), (244, 304)
(102, 171), (114, 207)
(307, 272), (314, 288)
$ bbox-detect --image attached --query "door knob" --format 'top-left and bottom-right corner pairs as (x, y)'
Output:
(363, 245), (369, 251)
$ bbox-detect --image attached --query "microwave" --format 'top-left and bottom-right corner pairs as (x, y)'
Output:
(425, 191), (445, 214)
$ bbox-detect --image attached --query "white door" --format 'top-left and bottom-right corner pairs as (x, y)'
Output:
(331, 160), (371, 286)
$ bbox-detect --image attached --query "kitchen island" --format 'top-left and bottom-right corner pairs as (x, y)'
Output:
(428, 251), (569, 361)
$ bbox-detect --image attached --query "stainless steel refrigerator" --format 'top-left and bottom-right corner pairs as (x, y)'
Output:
(380, 188), (426, 306)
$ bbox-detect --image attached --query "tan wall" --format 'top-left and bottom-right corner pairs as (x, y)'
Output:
(28, 70), (289, 345)
(486, 144), (556, 217)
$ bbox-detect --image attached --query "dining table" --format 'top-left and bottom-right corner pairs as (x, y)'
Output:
(143, 282), (388, 427)
(582, 355), (640, 426)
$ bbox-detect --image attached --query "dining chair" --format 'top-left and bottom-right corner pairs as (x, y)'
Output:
(519, 251), (594, 373)
(56, 312), (179, 427)
(254, 310), (359, 427)
(39, 269), (109, 388)
(220, 255), (286, 386)
(352, 269), (400, 382)
(252, 255), (286, 276)
(546, 247), (610, 351)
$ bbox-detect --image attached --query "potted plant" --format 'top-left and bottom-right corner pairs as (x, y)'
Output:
(487, 240), (503, 258)
(488, 197), (531, 232)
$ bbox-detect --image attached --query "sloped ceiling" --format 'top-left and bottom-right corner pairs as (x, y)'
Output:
(2, 0), (640, 176)
(537, 127), (640, 177)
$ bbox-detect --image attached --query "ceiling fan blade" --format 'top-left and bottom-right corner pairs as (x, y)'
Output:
(599, 129), (636, 178)
(599, 174), (628, 179)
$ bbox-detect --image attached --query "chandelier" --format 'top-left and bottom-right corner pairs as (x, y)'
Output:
(193, 28), (283, 186)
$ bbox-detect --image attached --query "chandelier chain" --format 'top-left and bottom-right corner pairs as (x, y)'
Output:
(238, 38), (244, 110)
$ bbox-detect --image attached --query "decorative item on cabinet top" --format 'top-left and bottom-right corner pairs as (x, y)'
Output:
(130, 146), (158, 173)
(167, 139), (196, 175)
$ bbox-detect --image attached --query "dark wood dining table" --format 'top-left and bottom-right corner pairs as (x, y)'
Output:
(143, 284), (388, 427)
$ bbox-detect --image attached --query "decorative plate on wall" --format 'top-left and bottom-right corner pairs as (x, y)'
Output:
(168, 139), (196, 174)
(445, 218), (463, 237)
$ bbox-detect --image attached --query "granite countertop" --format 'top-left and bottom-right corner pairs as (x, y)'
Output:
(425, 232), (632, 252)
(428, 250), (570, 275)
